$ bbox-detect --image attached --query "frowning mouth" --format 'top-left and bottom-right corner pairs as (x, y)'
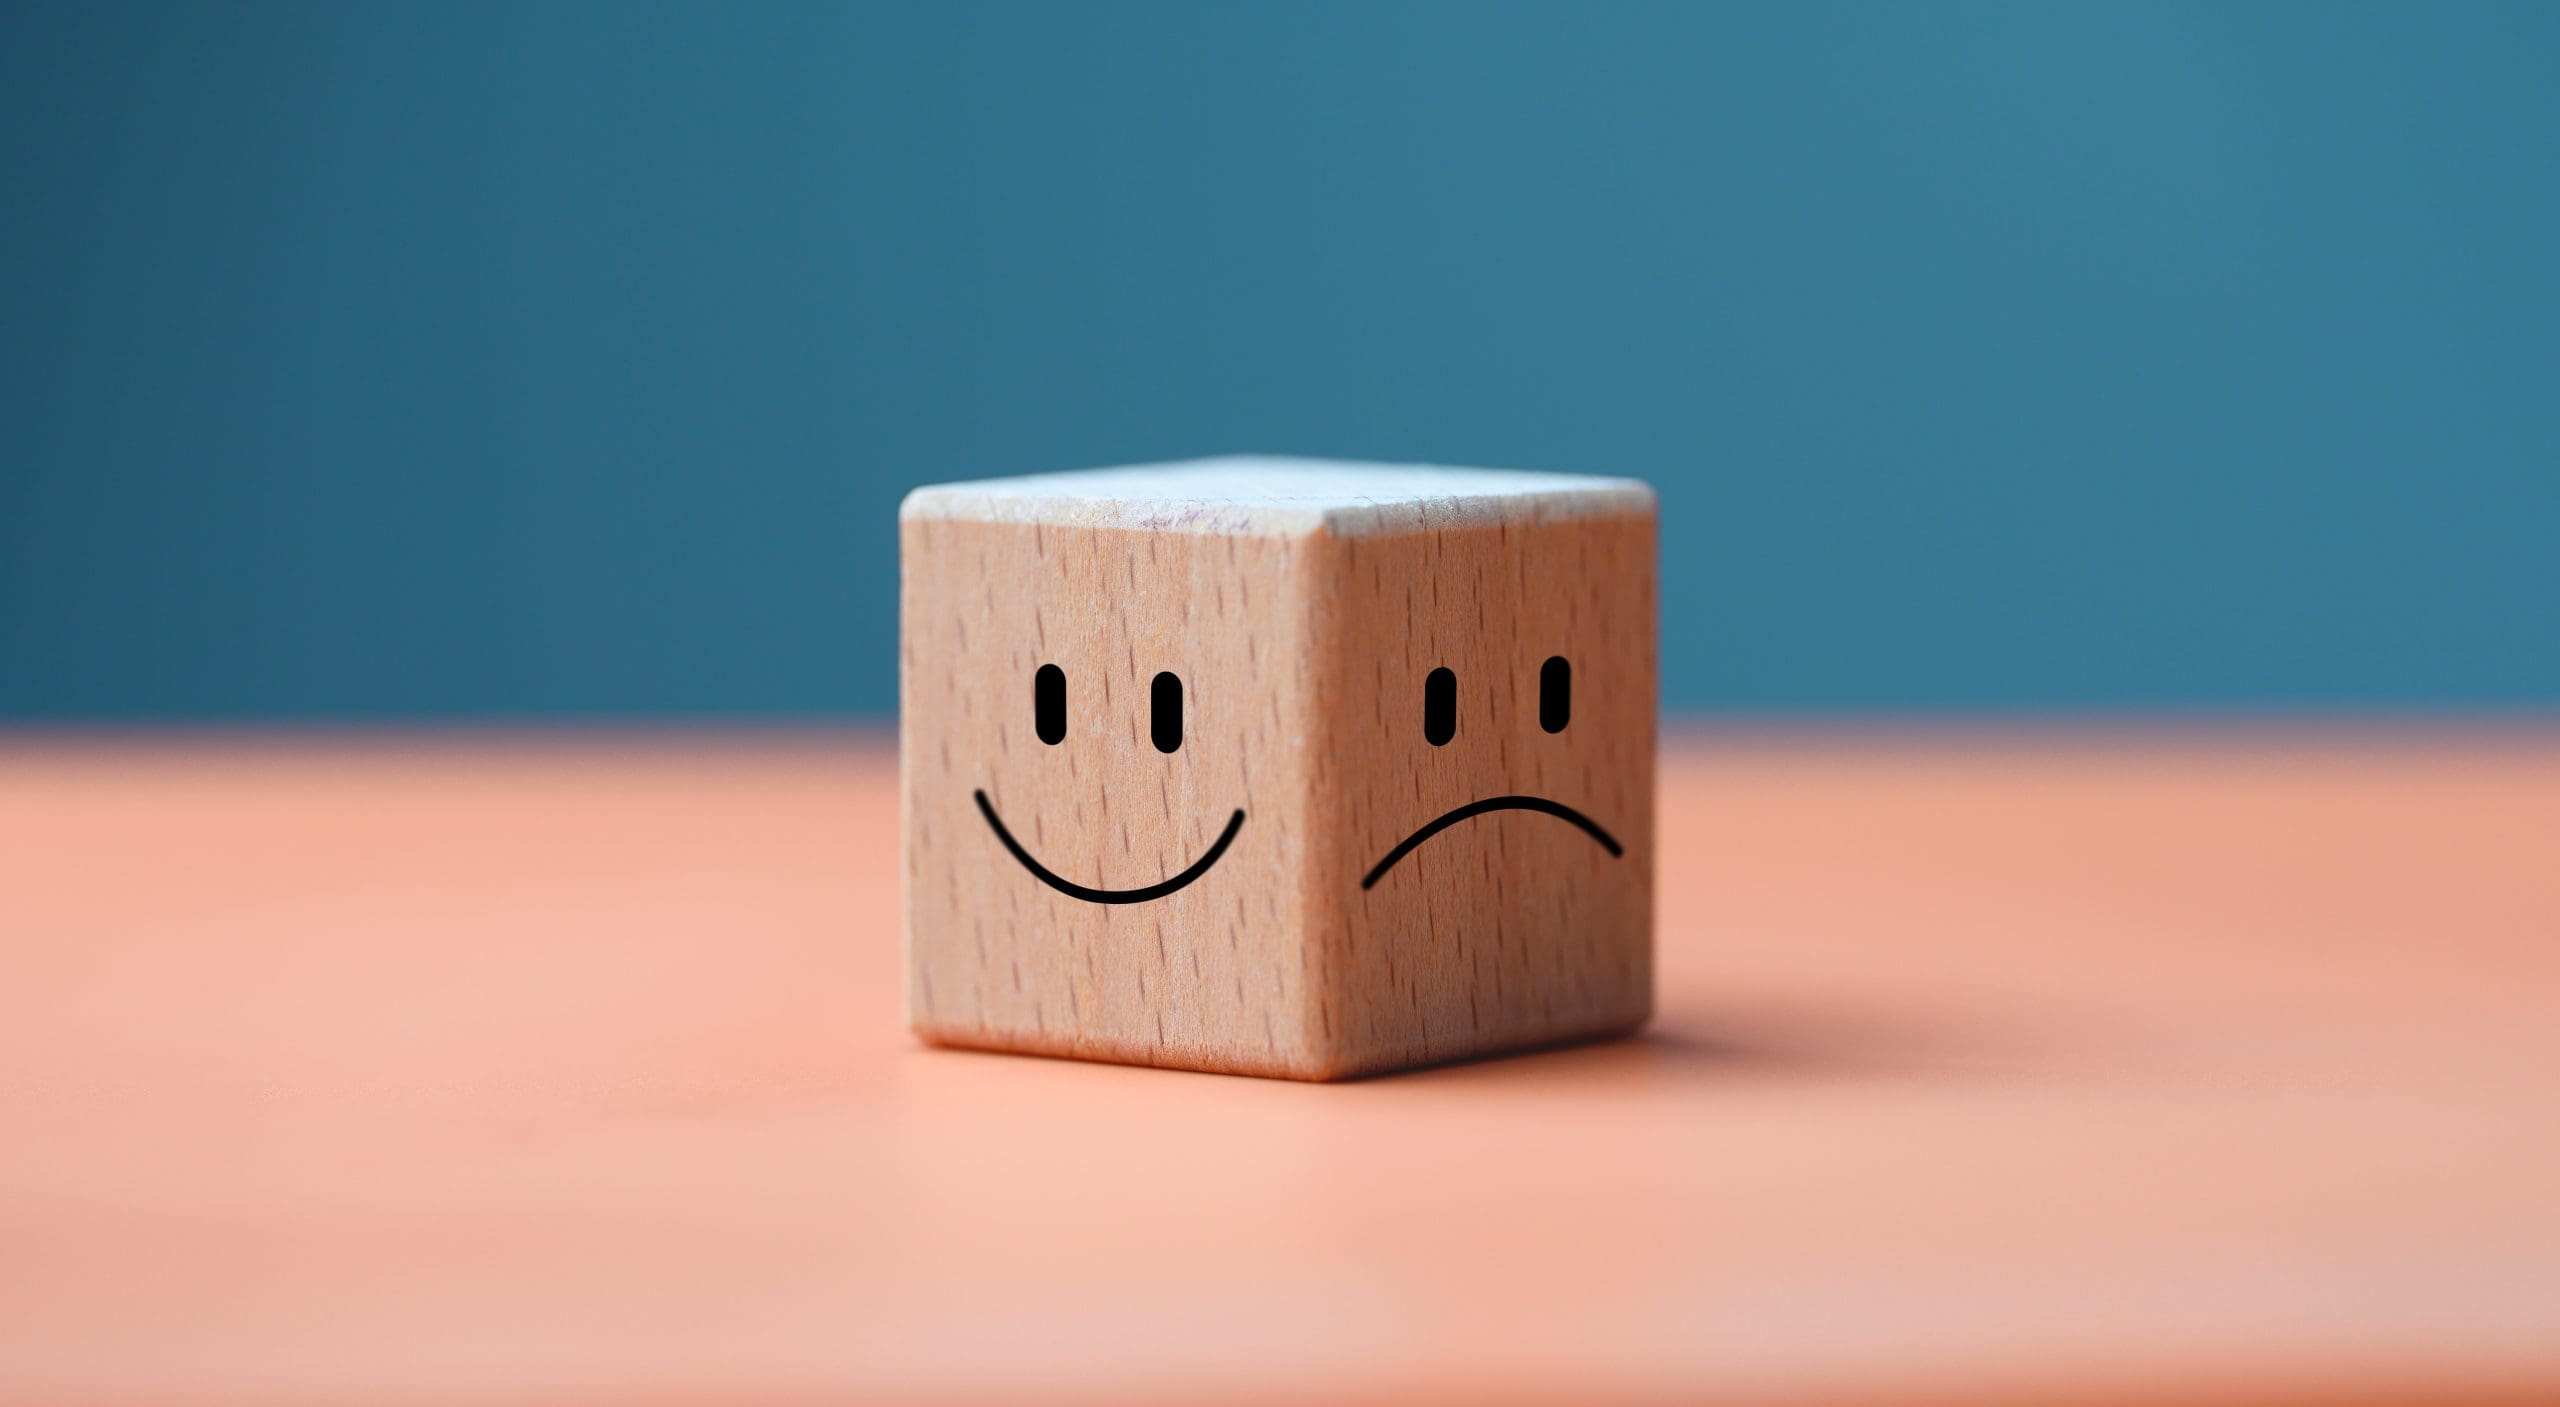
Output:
(974, 789), (1246, 905)
(1360, 796), (1623, 890)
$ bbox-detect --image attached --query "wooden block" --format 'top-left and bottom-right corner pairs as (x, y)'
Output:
(901, 457), (1656, 1080)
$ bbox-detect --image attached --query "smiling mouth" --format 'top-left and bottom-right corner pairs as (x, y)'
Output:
(974, 790), (1246, 905)
(1361, 796), (1623, 891)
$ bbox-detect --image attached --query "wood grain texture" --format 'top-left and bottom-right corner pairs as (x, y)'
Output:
(1305, 509), (1655, 1076)
(902, 515), (1321, 1075)
(901, 464), (1656, 1079)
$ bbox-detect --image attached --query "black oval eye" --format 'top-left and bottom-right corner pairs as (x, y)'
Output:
(1539, 655), (1571, 733)
(1423, 667), (1456, 747)
(1034, 664), (1066, 745)
(1150, 671), (1183, 753)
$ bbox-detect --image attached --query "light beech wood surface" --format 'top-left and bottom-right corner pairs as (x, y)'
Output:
(903, 463), (1655, 1078)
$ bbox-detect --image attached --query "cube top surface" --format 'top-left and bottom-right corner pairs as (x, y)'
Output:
(900, 456), (1655, 537)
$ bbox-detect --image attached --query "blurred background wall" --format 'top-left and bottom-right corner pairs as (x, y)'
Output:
(3, 1), (2553, 721)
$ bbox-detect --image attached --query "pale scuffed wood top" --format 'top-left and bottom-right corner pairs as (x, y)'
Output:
(900, 456), (1656, 536)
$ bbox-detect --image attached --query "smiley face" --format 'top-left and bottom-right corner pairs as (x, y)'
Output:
(972, 666), (1247, 904)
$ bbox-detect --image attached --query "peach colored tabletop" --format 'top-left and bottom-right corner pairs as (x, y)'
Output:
(3, 730), (2556, 1407)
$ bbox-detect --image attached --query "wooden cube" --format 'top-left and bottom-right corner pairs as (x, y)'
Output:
(901, 458), (1655, 1080)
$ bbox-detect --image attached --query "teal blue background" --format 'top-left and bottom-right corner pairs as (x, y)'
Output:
(4, 3), (2554, 719)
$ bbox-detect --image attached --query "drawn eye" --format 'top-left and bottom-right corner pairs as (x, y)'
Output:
(1035, 664), (1066, 745)
(1151, 671), (1183, 753)
(1539, 655), (1571, 733)
(1423, 667), (1456, 747)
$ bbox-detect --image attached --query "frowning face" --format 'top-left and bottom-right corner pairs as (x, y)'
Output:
(1355, 654), (1623, 892)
